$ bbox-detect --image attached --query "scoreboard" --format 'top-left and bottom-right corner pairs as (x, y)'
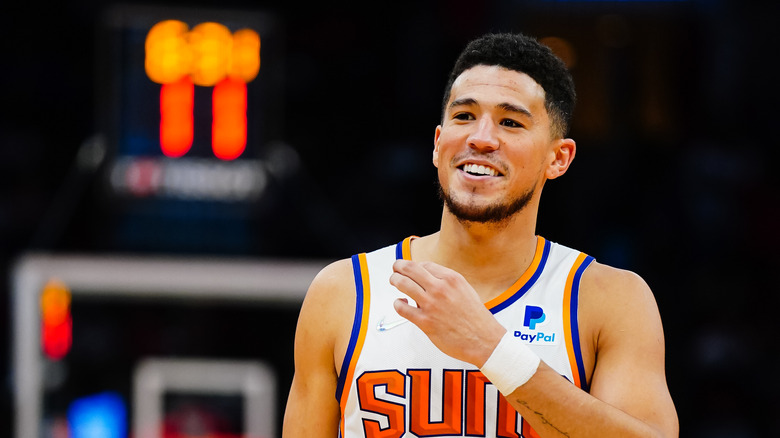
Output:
(93, 4), (287, 254)
(144, 19), (261, 160)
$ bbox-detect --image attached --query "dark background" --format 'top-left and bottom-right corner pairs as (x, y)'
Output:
(2, 0), (779, 436)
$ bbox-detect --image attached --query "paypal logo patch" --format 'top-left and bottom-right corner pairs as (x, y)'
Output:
(523, 305), (546, 330)
(515, 305), (558, 345)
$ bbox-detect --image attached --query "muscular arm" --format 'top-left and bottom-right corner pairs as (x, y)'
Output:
(391, 259), (678, 438)
(506, 263), (678, 437)
(283, 259), (355, 437)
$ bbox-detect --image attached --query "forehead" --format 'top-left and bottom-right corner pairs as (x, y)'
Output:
(448, 65), (546, 112)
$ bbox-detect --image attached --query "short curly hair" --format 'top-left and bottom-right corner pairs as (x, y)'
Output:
(441, 33), (576, 138)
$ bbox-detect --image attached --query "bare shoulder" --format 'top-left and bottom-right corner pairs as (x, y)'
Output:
(299, 257), (356, 334)
(284, 258), (356, 437)
(307, 257), (356, 299)
(579, 261), (660, 325)
(296, 258), (358, 369)
(581, 261), (653, 299)
(578, 264), (678, 436)
(578, 260), (667, 387)
(575, 261), (664, 382)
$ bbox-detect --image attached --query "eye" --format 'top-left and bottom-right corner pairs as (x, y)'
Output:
(453, 112), (475, 121)
(500, 118), (523, 128)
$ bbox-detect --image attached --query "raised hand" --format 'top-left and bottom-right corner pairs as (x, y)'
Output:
(389, 259), (506, 367)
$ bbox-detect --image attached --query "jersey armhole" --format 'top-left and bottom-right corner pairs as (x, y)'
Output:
(563, 253), (595, 392)
(335, 254), (371, 403)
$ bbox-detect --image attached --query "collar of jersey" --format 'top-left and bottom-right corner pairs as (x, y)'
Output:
(394, 235), (550, 314)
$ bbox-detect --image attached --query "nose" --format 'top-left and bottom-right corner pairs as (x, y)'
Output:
(467, 116), (499, 152)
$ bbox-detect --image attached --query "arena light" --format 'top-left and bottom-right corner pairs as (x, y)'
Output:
(189, 22), (233, 87)
(144, 20), (261, 160)
(144, 20), (191, 84)
(231, 29), (261, 82)
(40, 279), (72, 360)
(160, 76), (195, 158)
(212, 78), (247, 160)
(67, 392), (127, 438)
(540, 36), (577, 68)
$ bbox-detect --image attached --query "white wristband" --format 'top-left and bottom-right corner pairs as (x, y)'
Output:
(480, 331), (541, 395)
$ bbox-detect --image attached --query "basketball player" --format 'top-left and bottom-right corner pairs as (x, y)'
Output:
(283, 33), (678, 437)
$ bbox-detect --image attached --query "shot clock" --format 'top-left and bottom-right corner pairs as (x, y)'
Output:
(145, 20), (261, 160)
(92, 5), (286, 254)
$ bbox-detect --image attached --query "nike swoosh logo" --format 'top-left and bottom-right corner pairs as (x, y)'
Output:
(376, 317), (408, 332)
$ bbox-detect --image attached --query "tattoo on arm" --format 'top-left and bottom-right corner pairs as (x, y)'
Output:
(517, 399), (571, 437)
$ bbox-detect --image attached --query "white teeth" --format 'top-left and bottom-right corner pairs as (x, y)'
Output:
(463, 163), (498, 176)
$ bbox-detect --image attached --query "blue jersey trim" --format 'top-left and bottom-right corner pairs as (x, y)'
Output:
(335, 254), (366, 402)
(489, 239), (551, 314)
(570, 255), (595, 392)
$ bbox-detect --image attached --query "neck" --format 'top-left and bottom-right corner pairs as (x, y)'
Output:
(413, 206), (540, 301)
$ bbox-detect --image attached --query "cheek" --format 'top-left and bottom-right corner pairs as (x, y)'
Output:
(433, 136), (455, 170)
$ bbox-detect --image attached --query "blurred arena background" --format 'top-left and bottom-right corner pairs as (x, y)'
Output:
(1, 0), (778, 436)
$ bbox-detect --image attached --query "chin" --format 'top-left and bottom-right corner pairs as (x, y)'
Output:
(441, 191), (533, 224)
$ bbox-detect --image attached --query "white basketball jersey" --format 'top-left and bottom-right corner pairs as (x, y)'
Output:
(336, 236), (594, 438)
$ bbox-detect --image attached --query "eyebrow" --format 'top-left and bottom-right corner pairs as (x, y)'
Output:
(497, 102), (533, 119)
(449, 98), (534, 119)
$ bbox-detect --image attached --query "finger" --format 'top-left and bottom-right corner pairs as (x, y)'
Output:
(393, 259), (441, 291)
(416, 261), (469, 297)
(389, 271), (427, 303)
(417, 261), (484, 306)
(417, 261), (460, 280)
(393, 297), (422, 322)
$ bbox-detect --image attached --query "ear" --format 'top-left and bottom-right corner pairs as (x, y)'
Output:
(432, 125), (442, 168)
(545, 138), (576, 180)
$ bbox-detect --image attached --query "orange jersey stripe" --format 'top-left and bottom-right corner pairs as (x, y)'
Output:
(484, 236), (546, 310)
(339, 253), (371, 435)
(562, 252), (589, 389)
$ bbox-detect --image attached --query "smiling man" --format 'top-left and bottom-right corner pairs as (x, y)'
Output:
(283, 33), (678, 438)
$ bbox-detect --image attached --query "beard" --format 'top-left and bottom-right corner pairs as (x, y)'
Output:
(437, 181), (535, 225)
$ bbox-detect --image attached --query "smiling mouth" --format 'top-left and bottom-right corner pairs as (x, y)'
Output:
(460, 163), (501, 177)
